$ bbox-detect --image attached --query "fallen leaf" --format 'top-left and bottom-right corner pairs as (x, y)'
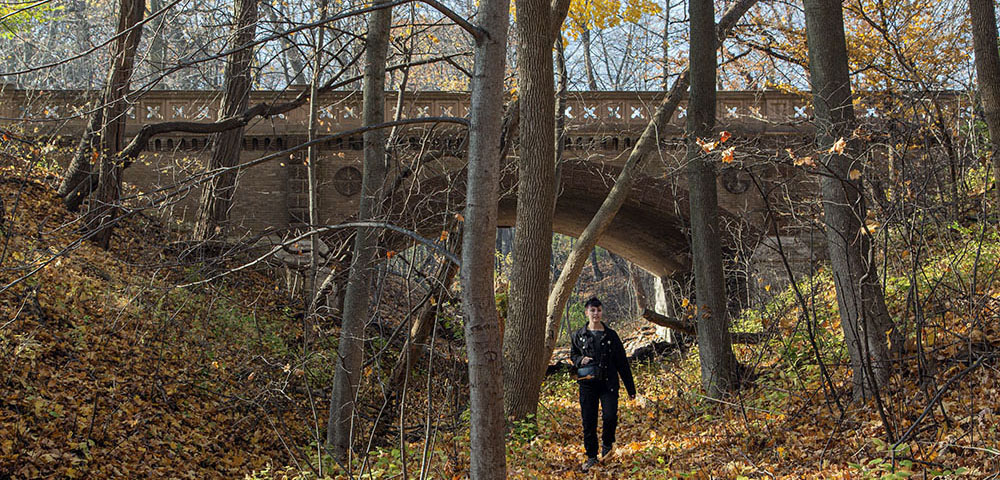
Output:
(829, 137), (847, 154)
(794, 155), (815, 167)
(721, 146), (735, 163)
(696, 138), (718, 153)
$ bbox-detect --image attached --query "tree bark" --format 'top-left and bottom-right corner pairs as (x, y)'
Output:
(326, 0), (391, 463)
(686, 0), (739, 398)
(193, 0), (259, 241)
(59, 111), (102, 211)
(581, 28), (599, 90)
(461, 0), (509, 473)
(541, 0), (760, 372)
(502, 0), (556, 422)
(803, 0), (892, 400)
(969, 0), (1000, 206)
(81, 0), (144, 249)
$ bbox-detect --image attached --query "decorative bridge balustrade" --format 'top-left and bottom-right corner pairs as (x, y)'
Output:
(1, 89), (970, 141)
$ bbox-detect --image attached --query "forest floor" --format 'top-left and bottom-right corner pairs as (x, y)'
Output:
(2, 158), (1000, 479)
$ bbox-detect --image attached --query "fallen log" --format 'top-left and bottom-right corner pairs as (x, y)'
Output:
(641, 308), (765, 344)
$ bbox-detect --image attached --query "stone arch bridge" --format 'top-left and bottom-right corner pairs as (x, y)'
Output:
(2, 89), (871, 276)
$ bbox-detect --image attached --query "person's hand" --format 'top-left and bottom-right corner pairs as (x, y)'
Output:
(580, 357), (592, 365)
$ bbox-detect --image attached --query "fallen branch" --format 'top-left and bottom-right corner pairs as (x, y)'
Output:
(641, 309), (765, 344)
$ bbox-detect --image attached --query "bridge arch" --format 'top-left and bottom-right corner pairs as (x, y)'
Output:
(390, 159), (708, 277)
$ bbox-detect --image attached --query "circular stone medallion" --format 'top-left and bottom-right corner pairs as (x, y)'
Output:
(333, 166), (362, 196)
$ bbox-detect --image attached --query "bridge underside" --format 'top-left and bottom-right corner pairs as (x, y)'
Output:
(389, 160), (717, 277)
(496, 162), (692, 277)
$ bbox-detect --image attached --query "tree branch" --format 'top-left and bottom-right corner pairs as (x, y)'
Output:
(179, 221), (460, 288)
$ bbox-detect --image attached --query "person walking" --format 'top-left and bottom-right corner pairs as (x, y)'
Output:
(570, 296), (637, 472)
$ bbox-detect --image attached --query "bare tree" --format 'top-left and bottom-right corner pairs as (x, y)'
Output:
(686, 0), (739, 398)
(193, 0), (259, 241)
(969, 0), (1000, 206)
(81, 0), (145, 248)
(803, 0), (892, 400)
(502, 0), (556, 422)
(326, 0), (392, 463)
(461, 0), (509, 474)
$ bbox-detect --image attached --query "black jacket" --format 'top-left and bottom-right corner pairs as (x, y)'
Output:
(569, 323), (636, 397)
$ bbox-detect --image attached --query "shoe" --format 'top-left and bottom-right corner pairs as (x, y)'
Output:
(601, 444), (614, 458)
(581, 457), (598, 472)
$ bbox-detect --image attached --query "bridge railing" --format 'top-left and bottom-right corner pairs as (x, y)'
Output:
(0, 88), (969, 138)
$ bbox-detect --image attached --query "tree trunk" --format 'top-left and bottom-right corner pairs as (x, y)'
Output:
(193, 0), (258, 241)
(81, 0), (144, 249)
(461, 0), (509, 474)
(582, 28), (599, 90)
(970, 0), (1000, 206)
(589, 249), (604, 280)
(303, 0), (329, 349)
(541, 0), (760, 371)
(803, 0), (892, 400)
(149, 0), (169, 82)
(326, 0), (391, 463)
(686, 0), (739, 398)
(661, 0), (670, 90)
(502, 0), (556, 422)
(59, 111), (103, 211)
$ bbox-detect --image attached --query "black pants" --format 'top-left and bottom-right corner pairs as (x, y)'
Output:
(579, 381), (618, 458)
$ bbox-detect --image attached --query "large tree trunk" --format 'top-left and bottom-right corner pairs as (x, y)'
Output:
(325, 0), (391, 463)
(803, 0), (892, 400)
(461, 0), (509, 475)
(541, 0), (760, 371)
(502, 0), (556, 422)
(970, 0), (1000, 206)
(193, 0), (259, 241)
(686, 0), (739, 398)
(81, 0), (144, 249)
